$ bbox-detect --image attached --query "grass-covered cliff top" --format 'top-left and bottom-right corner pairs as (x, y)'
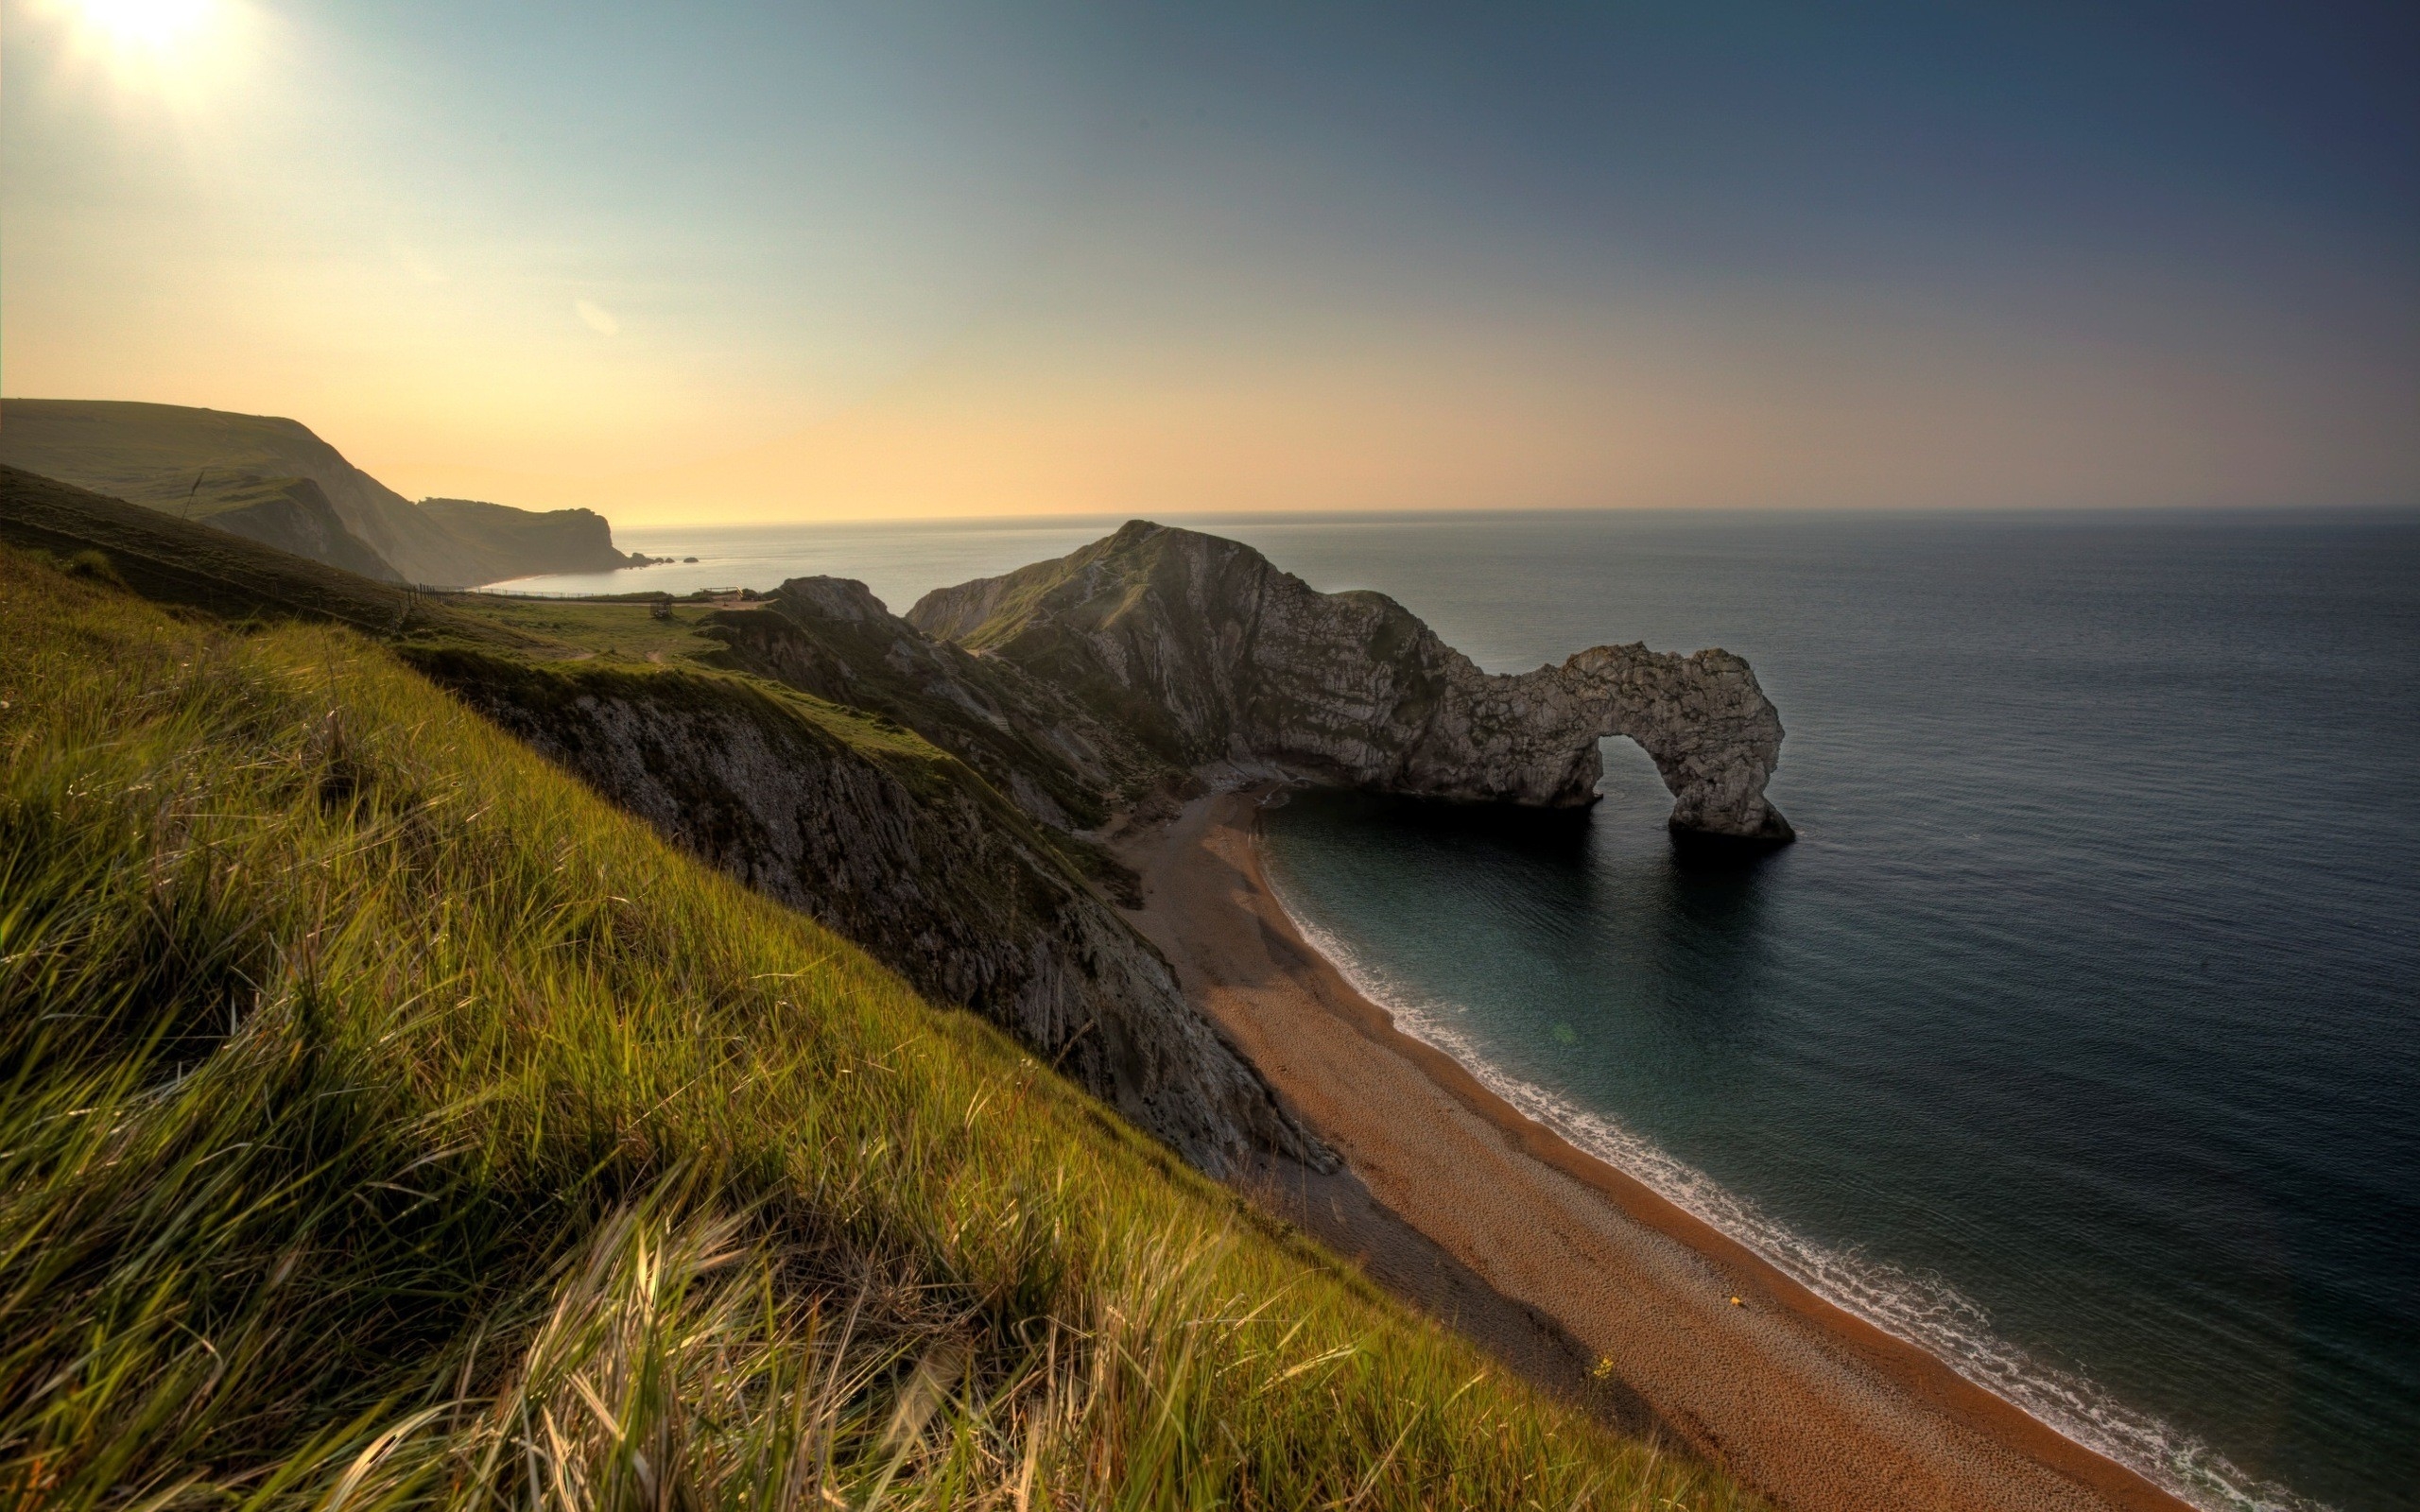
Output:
(0, 545), (1754, 1509)
(0, 403), (635, 587)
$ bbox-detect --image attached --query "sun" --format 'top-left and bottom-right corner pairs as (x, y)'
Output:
(38, 0), (245, 98)
(74, 0), (214, 48)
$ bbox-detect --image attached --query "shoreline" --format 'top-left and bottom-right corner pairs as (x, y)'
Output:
(1116, 785), (2195, 1512)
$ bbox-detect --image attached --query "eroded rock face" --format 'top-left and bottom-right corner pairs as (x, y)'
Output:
(705, 576), (1169, 833)
(407, 646), (1319, 1177)
(909, 521), (1792, 844)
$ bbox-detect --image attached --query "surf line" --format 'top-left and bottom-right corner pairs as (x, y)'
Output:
(1248, 822), (2318, 1512)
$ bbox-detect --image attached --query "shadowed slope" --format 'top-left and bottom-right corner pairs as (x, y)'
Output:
(0, 464), (458, 635)
(713, 575), (1174, 832)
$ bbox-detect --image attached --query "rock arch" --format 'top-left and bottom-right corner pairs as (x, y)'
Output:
(908, 521), (1793, 847)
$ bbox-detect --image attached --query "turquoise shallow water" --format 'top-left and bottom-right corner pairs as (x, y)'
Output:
(510, 508), (2420, 1512)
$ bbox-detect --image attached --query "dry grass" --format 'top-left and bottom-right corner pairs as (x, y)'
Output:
(0, 548), (1753, 1510)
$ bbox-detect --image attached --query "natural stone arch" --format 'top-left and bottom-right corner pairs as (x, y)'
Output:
(1544, 644), (1793, 843)
(909, 520), (1793, 847)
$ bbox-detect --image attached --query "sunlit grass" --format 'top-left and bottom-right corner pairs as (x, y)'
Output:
(441, 595), (736, 667)
(0, 548), (1754, 1509)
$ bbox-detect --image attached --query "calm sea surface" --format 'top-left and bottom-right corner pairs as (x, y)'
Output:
(505, 509), (2420, 1512)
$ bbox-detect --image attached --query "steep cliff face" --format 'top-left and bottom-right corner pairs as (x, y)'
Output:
(419, 497), (648, 579)
(189, 475), (402, 583)
(909, 521), (1792, 844)
(406, 647), (1315, 1176)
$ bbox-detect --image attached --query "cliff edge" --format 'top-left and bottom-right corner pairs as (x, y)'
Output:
(411, 647), (1312, 1177)
(909, 520), (1792, 845)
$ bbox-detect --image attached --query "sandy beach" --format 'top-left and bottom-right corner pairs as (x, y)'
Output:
(1115, 786), (2196, 1512)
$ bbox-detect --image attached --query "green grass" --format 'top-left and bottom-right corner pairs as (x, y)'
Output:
(439, 596), (740, 668)
(0, 401), (349, 514)
(0, 548), (1754, 1510)
(0, 466), (431, 637)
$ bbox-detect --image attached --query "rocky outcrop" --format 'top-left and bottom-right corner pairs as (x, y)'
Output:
(406, 646), (1318, 1177)
(705, 577), (1171, 833)
(909, 521), (1792, 845)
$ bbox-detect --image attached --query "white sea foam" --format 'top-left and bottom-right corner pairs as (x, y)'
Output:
(1257, 854), (2331, 1512)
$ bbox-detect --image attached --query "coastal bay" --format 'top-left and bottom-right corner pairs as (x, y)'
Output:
(1116, 784), (2190, 1512)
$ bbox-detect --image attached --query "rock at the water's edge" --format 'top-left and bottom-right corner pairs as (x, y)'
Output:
(909, 520), (1793, 846)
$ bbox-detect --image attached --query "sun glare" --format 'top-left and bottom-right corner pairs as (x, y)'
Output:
(75, 0), (213, 47)
(37, 0), (247, 100)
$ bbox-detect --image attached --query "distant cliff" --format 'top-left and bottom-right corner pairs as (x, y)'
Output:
(419, 497), (648, 579)
(910, 520), (1792, 844)
(0, 399), (643, 588)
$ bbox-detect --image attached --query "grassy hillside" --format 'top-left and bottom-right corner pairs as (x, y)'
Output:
(169, 473), (403, 581)
(4, 464), (1295, 1171)
(0, 400), (638, 587)
(0, 546), (1754, 1509)
(0, 465), (458, 638)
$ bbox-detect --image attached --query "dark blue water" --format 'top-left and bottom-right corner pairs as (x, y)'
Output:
(1240, 511), (2420, 1512)
(512, 507), (2420, 1510)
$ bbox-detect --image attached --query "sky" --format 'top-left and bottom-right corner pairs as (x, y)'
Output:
(4, 0), (2414, 524)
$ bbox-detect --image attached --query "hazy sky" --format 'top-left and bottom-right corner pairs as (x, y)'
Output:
(5, 1), (2414, 524)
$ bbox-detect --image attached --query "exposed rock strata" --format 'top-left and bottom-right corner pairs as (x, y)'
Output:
(909, 521), (1792, 843)
(408, 646), (1316, 1177)
(707, 576), (1170, 833)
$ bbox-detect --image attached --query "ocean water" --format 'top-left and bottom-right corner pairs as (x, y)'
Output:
(502, 508), (2420, 1511)
(483, 520), (1124, 608)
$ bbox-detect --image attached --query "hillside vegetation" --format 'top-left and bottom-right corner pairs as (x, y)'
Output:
(0, 541), (1754, 1507)
(0, 466), (469, 638)
(0, 469), (1286, 1174)
(0, 401), (644, 587)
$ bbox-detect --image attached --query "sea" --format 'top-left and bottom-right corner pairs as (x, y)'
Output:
(500, 507), (2420, 1512)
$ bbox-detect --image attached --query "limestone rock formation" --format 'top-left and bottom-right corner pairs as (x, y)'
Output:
(909, 521), (1792, 845)
(706, 576), (1170, 833)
